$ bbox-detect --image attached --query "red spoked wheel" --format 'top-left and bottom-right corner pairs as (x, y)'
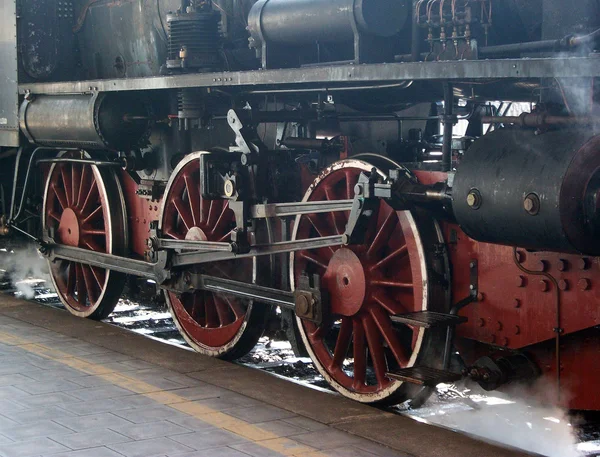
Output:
(43, 152), (128, 320)
(291, 159), (446, 405)
(160, 152), (268, 360)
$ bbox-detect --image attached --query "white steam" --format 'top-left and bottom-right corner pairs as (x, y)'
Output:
(402, 379), (581, 457)
(0, 246), (52, 299)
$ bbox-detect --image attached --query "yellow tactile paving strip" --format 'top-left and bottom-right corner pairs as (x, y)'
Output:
(0, 330), (334, 457)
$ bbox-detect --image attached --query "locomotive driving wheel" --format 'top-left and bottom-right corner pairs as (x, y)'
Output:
(291, 158), (449, 405)
(160, 152), (268, 360)
(43, 152), (128, 320)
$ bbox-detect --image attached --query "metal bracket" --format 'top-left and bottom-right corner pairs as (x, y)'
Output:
(294, 274), (325, 325)
(469, 259), (479, 298)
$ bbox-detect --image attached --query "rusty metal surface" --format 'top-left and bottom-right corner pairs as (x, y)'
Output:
(0, 0), (19, 147)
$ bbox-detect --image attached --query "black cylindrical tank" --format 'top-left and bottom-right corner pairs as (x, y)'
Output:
(453, 128), (600, 255)
(247, 0), (409, 47)
(19, 93), (151, 151)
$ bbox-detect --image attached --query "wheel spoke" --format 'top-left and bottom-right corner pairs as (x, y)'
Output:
(344, 169), (355, 199)
(367, 209), (397, 258)
(71, 164), (80, 208)
(211, 203), (230, 235)
(174, 196), (194, 231)
(363, 315), (388, 386)
(369, 306), (409, 366)
(51, 184), (68, 210)
(82, 266), (98, 304)
(81, 205), (103, 225)
(372, 290), (406, 315)
(216, 230), (234, 242)
(83, 237), (103, 252)
(298, 251), (329, 270)
(81, 227), (106, 236)
(48, 211), (61, 223)
(77, 165), (89, 208)
(369, 244), (408, 272)
(228, 298), (246, 320)
(80, 180), (99, 216)
(214, 296), (231, 326)
(323, 187), (344, 235)
(371, 279), (413, 288)
(66, 262), (76, 295)
(306, 215), (336, 254)
(184, 173), (201, 226)
(205, 294), (219, 328)
(75, 264), (87, 306)
(90, 267), (105, 288)
(207, 200), (218, 227)
(330, 318), (352, 370)
(352, 317), (367, 388)
(60, 166), (73, 207)
(164, 229), (184, 240)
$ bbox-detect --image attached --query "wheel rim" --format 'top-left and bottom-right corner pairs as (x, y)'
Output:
(291, 159), (429, 403)
(160, 152), (256, 357)
(43, 153), (126, 319)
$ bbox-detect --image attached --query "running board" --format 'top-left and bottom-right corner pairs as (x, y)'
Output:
(386, 366), (462, 386)
(390, 311), (467, 328)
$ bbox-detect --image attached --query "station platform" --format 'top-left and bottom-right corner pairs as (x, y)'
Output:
(0, 295), (532, 457)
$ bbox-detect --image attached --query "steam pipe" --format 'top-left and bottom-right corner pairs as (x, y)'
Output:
(441, 82), (454, 172)
(481, 114), (600, 127)
(479, 28), (600, 56)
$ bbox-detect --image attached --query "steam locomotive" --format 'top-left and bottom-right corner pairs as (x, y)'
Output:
(1, 0), (600, 409)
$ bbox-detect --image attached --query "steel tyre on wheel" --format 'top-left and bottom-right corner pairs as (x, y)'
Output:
(160, 152), (269, 360)
(291, 158), (449, 405)
(43, 152), (128, 320)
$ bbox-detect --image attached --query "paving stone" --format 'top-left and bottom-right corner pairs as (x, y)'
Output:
(21, 368), (87, 382)
(170, 429), (249, 450)
(231, 442), (288, 457)
(55, 413), (134, 432)
(254, 420), (310, 438)
(51, 428), (133, 450)
(16, 392), (80, 408)
(116, 420), (193, 440)
(352, 441), (409, 457)
(226, 405), (297, 424)
(69, 385), (135, 401)
(0, 363), (40, 375)
(0, 419), (75, 441)
(315, 446), (384, 457)
(0, 399), (29, 413)
(0, 436), (70, 457)
(169, 447), (256, 457)
(190, 394), (262, 411)
(0, 373), (36, 386)
(16, 379), (83, 395)
(0, 385), (30, 401)
(281, 417), (329, 432)
(165, 416), (218, 432)
(68, 375), (112, 388)
(114, 406), (189, 424)
(113, 394), (158, 409)
(168, 385), (229, 401)
(0, 414), (19, 429)
(108, 437), (195, 457)
(60, 397), (135, 415)
(48, 446), (129, 457)
(293, 429), (365, 450)
(8, 406), (76, 424)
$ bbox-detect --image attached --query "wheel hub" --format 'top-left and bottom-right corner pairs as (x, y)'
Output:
(324, 248), (366, 317)
(57, 208), (80, 247)
(185, 226), (208, 241)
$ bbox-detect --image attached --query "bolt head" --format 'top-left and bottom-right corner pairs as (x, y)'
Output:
(557, 259), (568, 272)
(539, 279), (549, 292)
(513, 299), (521, 308)
(579, 278), (591, 291)
(466, 190), (482, 209)
(558, 279), (569, 291)
(523, 193), (540, 215)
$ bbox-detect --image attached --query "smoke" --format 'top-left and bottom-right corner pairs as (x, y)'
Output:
(0, 244), (52, 299)
(402, 378), (581, 457)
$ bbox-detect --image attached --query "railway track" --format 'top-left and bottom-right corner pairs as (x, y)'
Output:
(0, 242), (597, 457)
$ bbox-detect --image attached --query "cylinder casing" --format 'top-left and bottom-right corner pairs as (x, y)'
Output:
(248, 0), (409, 47)
(19, 93), (150, 151)
(453, 129), (600, 255)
